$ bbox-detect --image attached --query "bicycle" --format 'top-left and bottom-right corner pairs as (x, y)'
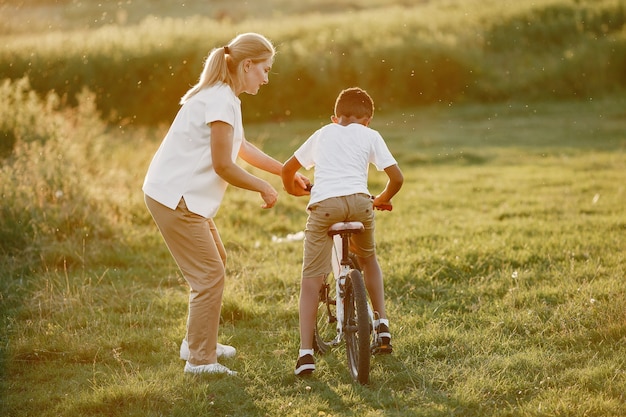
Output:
(313, 202), (392, 385)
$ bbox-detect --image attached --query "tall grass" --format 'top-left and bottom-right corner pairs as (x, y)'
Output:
(0, 78), (113, 264)
(1, 0), (625, 124)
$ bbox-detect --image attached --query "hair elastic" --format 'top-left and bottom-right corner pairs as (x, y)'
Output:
(223, 46), (230, 55)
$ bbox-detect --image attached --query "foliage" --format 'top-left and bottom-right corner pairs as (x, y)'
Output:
(0, 77), (116, 268)
(0, 0), (625, 125)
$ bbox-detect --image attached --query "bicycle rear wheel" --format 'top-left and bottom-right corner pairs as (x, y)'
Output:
(314, 276), (336, 354)
(344, 269), (371, 384)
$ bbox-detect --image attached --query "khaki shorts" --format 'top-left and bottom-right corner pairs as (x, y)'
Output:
(302, 193), (375, 279)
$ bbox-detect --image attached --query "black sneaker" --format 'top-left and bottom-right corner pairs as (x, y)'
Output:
(371, 323), (393, 354)
(294, 354), (315, 376)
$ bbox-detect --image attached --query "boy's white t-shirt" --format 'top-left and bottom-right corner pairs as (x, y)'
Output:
(142, 83), (243, 218)
(294, 123), (397, 206)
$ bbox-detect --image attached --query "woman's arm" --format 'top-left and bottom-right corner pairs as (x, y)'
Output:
(241, 136), (310, 191)
(238, 137), (282, 175)
(211, 121), (278, 208)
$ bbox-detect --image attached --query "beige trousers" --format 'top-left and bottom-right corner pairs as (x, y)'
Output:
(145, 195), (226, 365)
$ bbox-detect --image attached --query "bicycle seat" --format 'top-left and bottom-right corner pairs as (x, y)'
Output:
(328, 221), (364, 236)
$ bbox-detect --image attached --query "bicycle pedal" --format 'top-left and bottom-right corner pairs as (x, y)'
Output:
(371, 343), (393, 355)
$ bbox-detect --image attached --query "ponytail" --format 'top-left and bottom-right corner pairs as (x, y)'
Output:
(180, 33), (275, 104)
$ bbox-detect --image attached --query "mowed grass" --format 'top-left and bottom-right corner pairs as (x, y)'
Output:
(2, 97), (625, 416)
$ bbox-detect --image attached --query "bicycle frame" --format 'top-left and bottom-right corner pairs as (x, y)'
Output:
(329, 229), (377, 346)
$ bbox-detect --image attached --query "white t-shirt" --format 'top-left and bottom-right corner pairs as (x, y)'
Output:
(142, 83), (243, 218)
(294, 123), (397, 206)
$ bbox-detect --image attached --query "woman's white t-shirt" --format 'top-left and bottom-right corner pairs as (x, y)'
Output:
(294, 123), (397, 207)
(143, 83), (243, 218)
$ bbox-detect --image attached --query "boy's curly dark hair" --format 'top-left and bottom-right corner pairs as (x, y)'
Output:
(334, 87), (374, 119)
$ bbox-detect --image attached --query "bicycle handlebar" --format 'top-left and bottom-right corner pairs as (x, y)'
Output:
(304, 184), (393, 211)
(374, 204), (393, 211)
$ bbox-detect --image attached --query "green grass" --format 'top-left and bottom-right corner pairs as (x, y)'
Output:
(1, 91), (625, 415)
(1, 2), (625, 413)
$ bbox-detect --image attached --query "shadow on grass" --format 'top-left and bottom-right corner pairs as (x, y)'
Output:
(0, 260), (37, 417)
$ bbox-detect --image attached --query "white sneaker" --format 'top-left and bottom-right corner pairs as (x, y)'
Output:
(184, 361), (237, 375)
(179, 339), (237, 360)
(217, 343), (237, 358)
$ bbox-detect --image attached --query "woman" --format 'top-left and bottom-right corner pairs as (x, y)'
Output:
(143, 33), (307, 375)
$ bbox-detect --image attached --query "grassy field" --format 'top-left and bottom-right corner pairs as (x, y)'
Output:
(1, 0), (625, 415)
(1, 86), (625, 415)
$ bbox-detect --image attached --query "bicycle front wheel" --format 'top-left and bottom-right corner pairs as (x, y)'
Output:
(344, 269), (371, 384)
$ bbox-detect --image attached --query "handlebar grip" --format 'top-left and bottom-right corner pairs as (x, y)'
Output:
(374, 204), (393, 211)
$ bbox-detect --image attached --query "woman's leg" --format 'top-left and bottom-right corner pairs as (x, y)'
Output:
(145, 196), (224, 365)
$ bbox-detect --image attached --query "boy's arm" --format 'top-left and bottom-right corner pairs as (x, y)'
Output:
(373, 164), (404, 208)
(281, 156), (310, 196)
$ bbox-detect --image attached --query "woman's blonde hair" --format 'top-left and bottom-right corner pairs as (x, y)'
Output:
(180, 32), (275, 104)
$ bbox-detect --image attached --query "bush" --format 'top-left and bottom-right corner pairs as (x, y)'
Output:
(486, 1), (626, 52)
(0, 0), (624, 124)
(476, 0), (626, 100)
(0, 78), (113, 266)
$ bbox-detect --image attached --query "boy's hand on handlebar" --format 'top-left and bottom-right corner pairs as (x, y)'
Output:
(372, 195), (393, 211)
(294, 172), (310, 190)
(374, 203), (393, 211)
(298, 174), (312, 196)
(289, 175), (311, 197)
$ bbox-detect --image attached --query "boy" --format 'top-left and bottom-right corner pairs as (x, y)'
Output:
(281, 87), (404, 376)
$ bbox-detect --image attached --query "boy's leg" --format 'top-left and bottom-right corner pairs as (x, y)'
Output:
(296, 197), (345, 375)
(347, 193), (387, 319)
(357, 254), (387, 320)
(295, 274), (321, 375)
(357, 253), (392, 352)
(347, 194), (393, 353)
(298, 274), (325, 350)
(300, 196), (346, 350)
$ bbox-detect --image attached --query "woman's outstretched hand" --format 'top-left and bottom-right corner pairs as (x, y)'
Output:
(260, 183), (279, 209)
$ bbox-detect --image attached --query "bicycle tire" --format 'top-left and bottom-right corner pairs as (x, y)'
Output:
(349, 253), (377, 348)
(344, 269), (371, 384)
(348, 253), (361, 272)
(313, 275), (336, 354)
